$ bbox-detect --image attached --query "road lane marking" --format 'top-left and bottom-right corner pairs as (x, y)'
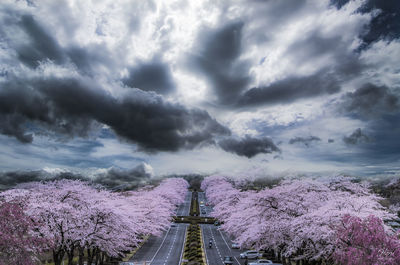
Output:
(149, 226), (171, 264)
(179, 224), (187, 265)
(163, 225), (179, 265)
(208, 225), (224, 265)
(201, 225), (210, 265)
(218, 229), (241, 265)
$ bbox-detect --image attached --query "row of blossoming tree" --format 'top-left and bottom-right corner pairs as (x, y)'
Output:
(0, 177), (188, 265)
(201, 175), (400, 265)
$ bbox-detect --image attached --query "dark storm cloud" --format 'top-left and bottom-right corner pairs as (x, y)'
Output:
(0, 76), (230, 151)
(94, 164), (152, 188)
(237, 27), (366, 107)
(0, 170), (90, 190)
(0, 164), (152, 190)
(0, 11), (232, 153)
(0, 79), (96, 142)
(289, 136), (321, 147)
(0, 11), (115, 76)
(189, 12), (368, 109)
(287, 31), (364, 78)
(66, 44), (115, 76)
(218, 136), (280, 158)
(122, 60), (175, 94)
(331, 0), (400, 46)
(343, 128), (370, 145)
(16, 14), (66, 68)
(191, 21), (251, 105)
(360, 0), (400, 44)
(238, 72), (340, 107)
(0, 170), (44, 189)
(341, 83), (399, 118)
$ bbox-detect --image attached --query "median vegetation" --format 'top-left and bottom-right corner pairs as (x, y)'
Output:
(181, 223), (205, 265)
(190, 191), (200, 216)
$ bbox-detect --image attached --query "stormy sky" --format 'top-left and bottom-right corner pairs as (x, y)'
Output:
(0, 0), (399, 183)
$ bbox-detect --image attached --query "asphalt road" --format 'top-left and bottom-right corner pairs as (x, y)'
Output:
(129, 223), (188, 265)
(197, 191), (244, 265)
(127, 191), (248, 265)
(176, 191), (192, 216)
(202, 224), (246, 265)
(128, 192), (191, 265)
(198, 192), (213, 217)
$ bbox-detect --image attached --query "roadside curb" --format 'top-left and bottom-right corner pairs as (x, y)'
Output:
(199, 225), (208, 265)
(179, 226), (188, 265)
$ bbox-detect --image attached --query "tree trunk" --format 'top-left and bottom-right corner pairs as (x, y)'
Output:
(99, 252), (105, 265)
(94, 249), (99, 265)
(53, 249), (65, 265)
(67, 245), (75, 265)
(78, 246), (84, 265)
(87, 248), (95, 265)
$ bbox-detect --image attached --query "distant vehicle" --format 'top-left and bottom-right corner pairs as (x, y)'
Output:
(205, 202), (209, 206)
(214, 221), (220, 226)
(240, 250), (262, 259)
(201, 209), (206, 214)
(223, 256), (234, 265)
(249, 260), (273, 265)
(231, 243), (240, 249)
(171, 223), (177, 227)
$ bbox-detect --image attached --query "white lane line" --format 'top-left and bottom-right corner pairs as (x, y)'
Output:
(163, 226), (179, 265)
(218, 229), (241, 265)
(201, 225), (210, 265)
(149, 226), (171, 265)
(179, 224), (187, 265)
(208, 225), (224, 265)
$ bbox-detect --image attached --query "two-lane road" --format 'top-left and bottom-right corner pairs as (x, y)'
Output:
(198, 192), (212, 217)
(129, 223), (188, 265)
(176, 191), (192, 216)
(198, 191), (246, 265)
(128, 192), (191, 265)
(201, 223), (246, 265)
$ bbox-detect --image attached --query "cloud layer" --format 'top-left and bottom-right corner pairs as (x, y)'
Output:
(0, 0), (399, 178)
(0, 163), (154, 190)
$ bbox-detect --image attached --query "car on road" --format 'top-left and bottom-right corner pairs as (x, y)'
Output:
(223, 256), (234, 265)
(231, 243), (240, 249)
(214, 220), (220, 226)
(240, 250), (262, 259)
(201, 209), (206, 214)
(249, 260), (273, 265)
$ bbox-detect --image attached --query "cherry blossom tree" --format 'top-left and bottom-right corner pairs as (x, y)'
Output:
(334, 215), (400, 265)
(0, 201), (44, 265)
(0, 177), (188, 265)
(202, 175), (396, 262)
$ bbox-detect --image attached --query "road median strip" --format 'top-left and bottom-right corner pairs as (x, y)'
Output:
(181, 223), (206, 265)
